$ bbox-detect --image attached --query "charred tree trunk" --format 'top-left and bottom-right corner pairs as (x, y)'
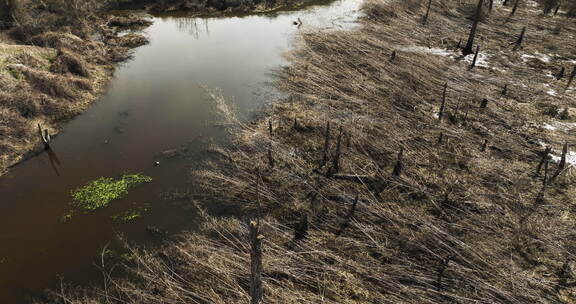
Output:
(463, 0), (484, 56)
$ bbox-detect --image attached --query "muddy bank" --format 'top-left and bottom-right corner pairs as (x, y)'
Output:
(36, 0), (576, 303)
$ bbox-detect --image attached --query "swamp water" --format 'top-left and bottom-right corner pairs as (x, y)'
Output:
(0, 1), (361, 302)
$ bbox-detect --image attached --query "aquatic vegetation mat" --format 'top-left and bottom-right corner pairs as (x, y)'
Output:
(70, 174), (152, 211)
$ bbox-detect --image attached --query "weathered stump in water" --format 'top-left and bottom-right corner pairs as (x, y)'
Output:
(37, 123), (50, 150)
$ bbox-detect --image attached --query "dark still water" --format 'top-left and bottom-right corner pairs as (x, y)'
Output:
(0, 1), (360, 302)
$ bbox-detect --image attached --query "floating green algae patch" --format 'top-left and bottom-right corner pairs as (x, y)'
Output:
(111, 205), (150, 222)
(71, 174), (152, 211)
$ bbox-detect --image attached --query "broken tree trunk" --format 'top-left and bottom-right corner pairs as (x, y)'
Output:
(267, 142), (274, 168)
(470, 45), (480, 69)
(423, 0), (432, 24)
(392, 149), (404, 177)
(510, 0), (520, 16)
(438, 82), (448, 121)
(322, 121), (330, 165)
(557, 67), (565, 80)
(294, 214), (308, 240)
(336, 194), (358, 236)
(550, 142), (568, 182)
(249, 221), (263, 304)
(332, 126), (343, 173)
(463, 0), (484, 56)
(513, 26), (526, 50)
(37, 123), (50, 150)
(567, 66), (576, 88)
(535, 146), (552, 176)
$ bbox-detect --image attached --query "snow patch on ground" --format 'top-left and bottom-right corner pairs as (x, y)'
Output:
(537, 141), (576, 166)
(547, 89), (558, 96)
(463, 52), (490, 68)
(542, 121), (576, 132)
(550, 151), (576, 166)
(397, 46), (457, 57)
(396, 45), (493, 68)
(522, 52), (552, 63)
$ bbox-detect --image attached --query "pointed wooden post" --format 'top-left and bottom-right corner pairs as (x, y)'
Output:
(463, 0), (484, 56)
(249, 221), (263, 304)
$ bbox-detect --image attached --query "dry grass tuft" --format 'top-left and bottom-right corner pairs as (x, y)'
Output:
(51, 48), (91, 77)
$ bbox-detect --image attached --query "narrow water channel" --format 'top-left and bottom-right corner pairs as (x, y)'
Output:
(0, 1), (361, 302)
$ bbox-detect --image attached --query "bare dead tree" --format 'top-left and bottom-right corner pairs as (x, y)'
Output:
(463, 0), (484, 56)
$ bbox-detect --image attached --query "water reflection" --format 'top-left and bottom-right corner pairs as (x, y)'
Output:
(46, 148), (62, 177)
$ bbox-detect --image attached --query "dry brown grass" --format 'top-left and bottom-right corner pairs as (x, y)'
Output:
(39, 0), (576, 303)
